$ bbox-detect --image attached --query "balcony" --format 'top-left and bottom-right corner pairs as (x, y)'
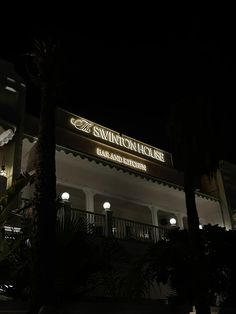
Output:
(57, 205), (173, 243)
(3, 201), (174, 243)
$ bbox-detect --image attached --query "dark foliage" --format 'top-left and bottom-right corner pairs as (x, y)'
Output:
(145, 226), (236, 307)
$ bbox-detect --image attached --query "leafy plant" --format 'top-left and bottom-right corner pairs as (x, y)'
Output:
(144, 226), (236, 307)
(0, 172), (34, 299)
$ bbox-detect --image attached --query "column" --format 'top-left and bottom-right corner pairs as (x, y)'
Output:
(149, 206), (159, 242)
(175, 212), (184, 229)
(84, 188), (95, 212)
(63, 200), (71, 227)
(84, 189), (95, 233)
(104, 208), (113, 238)
(149, 206), (159, 226)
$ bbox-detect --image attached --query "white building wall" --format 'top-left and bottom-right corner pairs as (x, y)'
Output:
(20, 138), (224, 229)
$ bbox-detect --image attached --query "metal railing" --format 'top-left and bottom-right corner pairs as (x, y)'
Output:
(112, 216), (172, 242)
(57, 206), (106, 236)
(57, 205), (172, 242)
(18, 200), (173, 243)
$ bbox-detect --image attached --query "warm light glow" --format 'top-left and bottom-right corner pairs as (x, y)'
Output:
(0, 166), (7, 177)
(169, 218), (177, 225)
(7, 77), (16, 82)
(103, 202), (111, 210)
(5, 86), (16, 93)
(4, 226), (21, 233)
(96, 147), (147, 172)
(61, 192), (70, 201)
(0, 128), (15, 147)
(71, 116), (166, 163)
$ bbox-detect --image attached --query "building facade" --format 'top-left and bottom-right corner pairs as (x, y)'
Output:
(0, 58), (233, 237)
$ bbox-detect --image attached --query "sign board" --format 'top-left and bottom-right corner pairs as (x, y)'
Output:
(55, 110), (174, 178)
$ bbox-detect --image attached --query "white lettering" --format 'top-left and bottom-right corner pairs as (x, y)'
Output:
(96, 148), (147, 172)
(93, 126), (100, 137)
(130, 140), (137, 152)
(71, 118), (93, 133)
(111, 133), (121, 145)
(71, 116), (166, 164)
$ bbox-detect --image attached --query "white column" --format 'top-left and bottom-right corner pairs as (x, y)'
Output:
(175, 212), (184, 229)
(149, 206), (159, 226)
(84, 189), (95, 212)
(149, 206), (159, 242)
(216, 169), (233, 230)
(84, 189), (95, 230)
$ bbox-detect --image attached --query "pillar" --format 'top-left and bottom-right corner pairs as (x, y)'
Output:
(149, 206), (159, 242)
(149, 206), (159, 226)
(104, 208), (113, 238)
(84, 189), (95, 212)
(175, 212), (184, 229)
(84, 189), (95, 232)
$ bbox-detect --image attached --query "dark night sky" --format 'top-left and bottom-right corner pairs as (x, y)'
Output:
(1, 16), (236, 166)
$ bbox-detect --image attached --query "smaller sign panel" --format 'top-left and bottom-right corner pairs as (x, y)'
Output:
(96, 147), (147, 172)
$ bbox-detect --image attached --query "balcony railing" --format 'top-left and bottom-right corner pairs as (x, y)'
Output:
(12, 200), (173, 243)
(112, 216), (172, 242)
(57, 205), (172, 243)
(57, 206), (106, 236)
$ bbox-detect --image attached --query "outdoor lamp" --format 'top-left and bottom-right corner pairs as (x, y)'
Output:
(103, 201), (111, 211)
(169, 217), (177, 225)
(0, 165), (7, 177)
(61, 192), (70, 201)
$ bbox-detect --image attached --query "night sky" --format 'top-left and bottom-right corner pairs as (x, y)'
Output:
(1, 17), (236, 167)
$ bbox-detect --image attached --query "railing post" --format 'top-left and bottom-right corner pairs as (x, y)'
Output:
(104, 209), (113, 237)
(63, 201), (71, 227)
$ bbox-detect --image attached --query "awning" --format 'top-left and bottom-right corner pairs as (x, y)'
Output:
(0, 126), (15, 147)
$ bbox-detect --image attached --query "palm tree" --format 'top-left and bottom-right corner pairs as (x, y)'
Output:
(26, 39), (61, 313)
(168, 93), (221, 314)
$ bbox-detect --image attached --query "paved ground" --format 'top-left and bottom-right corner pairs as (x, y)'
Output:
(1, 300), (235, 314)
(0, 299), (189, 314)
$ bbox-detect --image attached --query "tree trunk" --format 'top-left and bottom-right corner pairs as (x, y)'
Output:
(184, 169), (211, 314)
(184, 169), (199, 233)
(31, 87), (57, 312)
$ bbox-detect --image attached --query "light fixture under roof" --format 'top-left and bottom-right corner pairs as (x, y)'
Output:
(103, 201), (111, 210)
(169, 217), (177, 225)
(0, 165), (7, 177)
(61, 192), (70, 201)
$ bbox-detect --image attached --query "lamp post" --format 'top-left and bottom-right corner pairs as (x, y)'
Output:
(61, 192), (70, 202)
(61, 192), (71, 226)
(169, 217), (177, 226)
(103, 201), (111, 211)
(103, 201), (112, 237)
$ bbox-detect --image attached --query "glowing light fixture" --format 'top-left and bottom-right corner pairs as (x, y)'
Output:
(5, 86), (16, 93)
(199, 224), (203, 229)
(0, 165), (7, 177)
(4, 226), (21, 233)
(61, 192), (70, 201)
(0, 128), (15, 147)
(7, 77), (16, 82)
(169, 217), (177, 225)
(103, 201), (111, 210)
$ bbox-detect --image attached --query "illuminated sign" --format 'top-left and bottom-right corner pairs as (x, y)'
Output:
(96, 147), (147, 172)
(71, 117), (165, 163)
